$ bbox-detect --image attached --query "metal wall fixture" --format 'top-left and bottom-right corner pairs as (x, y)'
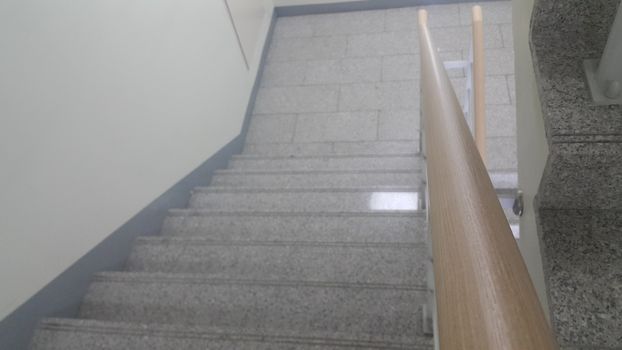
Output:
(584, 4), (622, 105)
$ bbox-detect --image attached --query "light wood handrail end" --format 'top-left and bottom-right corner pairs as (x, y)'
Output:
(418, 9), (428, 27)
(472, 5), (483, 22)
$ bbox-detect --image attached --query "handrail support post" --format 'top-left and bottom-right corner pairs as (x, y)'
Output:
(584, 4), (622, 105)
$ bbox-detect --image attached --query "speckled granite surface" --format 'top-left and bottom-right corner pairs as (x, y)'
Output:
(531, 0), (622, 348)
(538, 209), (622, 348)
(531, 0), (622, 209)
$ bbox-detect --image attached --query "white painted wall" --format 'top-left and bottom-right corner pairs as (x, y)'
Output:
(0, 0), (273, 320)
(512, 0), (551, 319)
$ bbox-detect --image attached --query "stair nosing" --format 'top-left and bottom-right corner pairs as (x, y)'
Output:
(38, 318), (431, 349)
(232, 153), (421, 160)
(214, 169), (423, 175)
(167, 209), (426, 217)
(192, 186), (422, 194)
(133, 237), (426, 249)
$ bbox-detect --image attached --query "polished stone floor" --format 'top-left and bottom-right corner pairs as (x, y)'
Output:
(250, 1), (516, 171)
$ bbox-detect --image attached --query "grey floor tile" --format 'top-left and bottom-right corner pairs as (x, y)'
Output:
(304, 57), (382, 85)
(312, 10), (386, 36)
(500, 23), (514, 48)
(459, 1), (513, 25)
(379, 110), (420, 141)
(294, 111), (378, 142)
(339, 83), (381, 111)
(385, 5), (460, 32)
(429, 25), (502, 52)
(339, 81), (419, 111)
(254, 85), (339, 114)
(304, 59), (342, 85)
(485, 47), (515, 75)
(347, 31), (418, 57)
(486, 75), (511, 105)
(507, 74), (516, 104)
(273, 16), (314, 39)
(260, 61), (306, 87)
(268, 36), (347, 62)
(243, 143), (334, 156)
(341, 57), (383, 83)
(487, 136), (517, 170)
(486, 104), (516, 137)
(334, 140), (420, 154)
(382, 55), (420, 81)
(246, 114), (297, 143)
(378, 80), (420, 110)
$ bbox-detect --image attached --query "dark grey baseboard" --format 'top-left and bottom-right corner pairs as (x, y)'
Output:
(276, 0), (506, 16)
(0, 11), (276, 350)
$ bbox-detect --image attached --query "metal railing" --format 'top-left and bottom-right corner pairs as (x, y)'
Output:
(418, 8), (558, 349)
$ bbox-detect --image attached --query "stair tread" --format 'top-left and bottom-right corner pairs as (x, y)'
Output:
(80, 272), (428, 343)
(127, 237), (427, 284)
(34, 318), (433, 349)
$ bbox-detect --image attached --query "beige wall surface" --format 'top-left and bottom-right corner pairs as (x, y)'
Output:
(0, 0), (273, 320)
(512, 0), (551, 318)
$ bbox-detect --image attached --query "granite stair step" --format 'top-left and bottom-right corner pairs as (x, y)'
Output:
(32, 318), (433, 350)
(210, 169), (424, 189)
(242, 141), (421, 157)
(162, 210), (427, 243)
(126, 237), (427, 285)
(188, 187), (424, 213)
(79, 272), (428, 344)
(228, 154), (423, 171)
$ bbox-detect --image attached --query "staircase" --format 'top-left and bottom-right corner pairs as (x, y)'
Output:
(29, 6), (520, 349)
(31, 146), (432, 349)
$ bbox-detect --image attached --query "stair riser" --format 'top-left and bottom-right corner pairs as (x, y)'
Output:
(228, 157), (422, 171)
(127, 242), (428, 285)
(162, 215), (427, 243)
(80, 279), (426, 342)
(211, 172), (423, 188)
(188, 190), (423, 212)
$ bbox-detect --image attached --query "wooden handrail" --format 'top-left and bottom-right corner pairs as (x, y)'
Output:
(472, 6), (487, 164)
(418, 9), (558, 350)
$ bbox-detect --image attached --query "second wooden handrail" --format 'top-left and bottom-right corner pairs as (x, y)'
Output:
(418, 9), (558, 350)
(472, 6), (487, 164)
